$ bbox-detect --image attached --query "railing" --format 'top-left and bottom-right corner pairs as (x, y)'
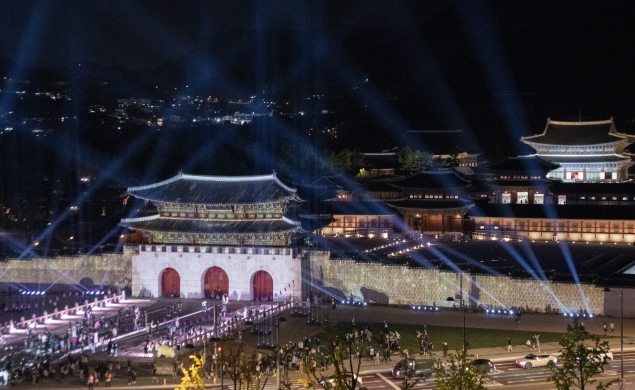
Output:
(171, 301), (293, 351)
(12, 291), (126, 330)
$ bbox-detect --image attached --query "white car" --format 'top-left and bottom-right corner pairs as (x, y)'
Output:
(516, 354), (557, 369)
(586, 348), (613, 363)
(320, 374), (362, 388)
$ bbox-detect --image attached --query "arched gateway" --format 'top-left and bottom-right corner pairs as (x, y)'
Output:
(161, 268), (180, 297)
(204, 266), (229, 298)
(252, 270), (273, 301)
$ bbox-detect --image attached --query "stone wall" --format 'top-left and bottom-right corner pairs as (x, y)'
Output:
(132, 245), (302, 300)
(308, 254), (460, 307)
(0, 250), (133, 288)
(309, 253), (607, 314)
(472, 274), (603, 314)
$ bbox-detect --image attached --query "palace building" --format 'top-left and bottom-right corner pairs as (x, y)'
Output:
(119, 172), (303, 300)
(473, 156), (558, 205)
(521, 118), (635, 182)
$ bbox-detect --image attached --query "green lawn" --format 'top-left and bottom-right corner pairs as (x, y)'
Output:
(332, 321), (571, 355)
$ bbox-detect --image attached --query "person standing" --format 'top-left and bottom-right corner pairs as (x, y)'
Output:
(507, 337), (513, 351)
(105, 371), (112, 387)
(604, 322), (608, 336)
(87, 374), (95, 390)
(442, 341), (448, 357)
(610, 321), (615, 333)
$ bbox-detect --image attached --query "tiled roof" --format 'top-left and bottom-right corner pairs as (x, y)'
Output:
(485, 156), (558, 172)
(386, 198), (473, 210)
(522, 119), (631, 146)
(383, 170), (470, 190)
(126, 172), (297, 205)
(119, 215), (301, 234)
(552, 182), (635, 194)
(311, 201), (396, 216)
(538, 154), (632, 163)
(488, 179), (554, 187)
(469, 203), (633, 220)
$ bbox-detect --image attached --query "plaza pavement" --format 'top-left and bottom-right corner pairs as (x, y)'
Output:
(10, 301), (635, 389)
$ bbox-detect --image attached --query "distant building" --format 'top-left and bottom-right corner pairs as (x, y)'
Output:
(521, 118), (635, 182)
(473, 156), (558, 204)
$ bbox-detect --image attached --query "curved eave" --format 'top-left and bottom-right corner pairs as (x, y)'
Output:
(118, 215), (303, 235)
(149, 195), (301, 208)
(386, 200), (474, 214)
(521, 139), (626, 148)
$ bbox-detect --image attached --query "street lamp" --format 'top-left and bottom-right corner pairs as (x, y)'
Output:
(275, 316), (287, 390)
(603, 287), (623, 385)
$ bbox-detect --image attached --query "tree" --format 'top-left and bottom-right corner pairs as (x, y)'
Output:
(433, 349), (488, 390)
(300, 321), (365, 390)
(397, 147), (423, 172)
(546, 320), (618, 390)
(330, 149), (367, 173)
(397, 147), (435, 172)
(356, 168), (375, 179)
(176, 355), (206, 390)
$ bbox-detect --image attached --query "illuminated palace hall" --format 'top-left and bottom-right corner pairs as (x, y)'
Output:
(521, 118), (635, 182)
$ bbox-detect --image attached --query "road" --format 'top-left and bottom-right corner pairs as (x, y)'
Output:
(354, 352), (635, 389)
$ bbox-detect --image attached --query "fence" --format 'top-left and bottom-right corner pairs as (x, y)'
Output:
(171, 301), (293, 352)
(12, 291), (126, 330)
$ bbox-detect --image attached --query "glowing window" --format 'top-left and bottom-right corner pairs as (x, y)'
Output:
(534, 194), (544, 204)
(557, 195), (566, 205)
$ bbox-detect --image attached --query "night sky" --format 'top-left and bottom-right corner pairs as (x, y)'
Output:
(1, 1), (634, 115)
(1, 1), (635, 255)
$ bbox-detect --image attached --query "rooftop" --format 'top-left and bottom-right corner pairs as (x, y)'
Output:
(126, 172), (298, 205)
(383, 169), (471, 190)
(521, 118), (633, 146)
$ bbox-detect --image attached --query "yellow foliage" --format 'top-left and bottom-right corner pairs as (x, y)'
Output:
(175, 355), (206, 390)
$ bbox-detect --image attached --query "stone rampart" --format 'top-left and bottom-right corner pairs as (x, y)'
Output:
(0, 251), (132, 288)
(309, 253), (606, 314)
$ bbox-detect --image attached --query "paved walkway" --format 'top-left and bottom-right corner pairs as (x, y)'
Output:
(9, 302), (635, 389)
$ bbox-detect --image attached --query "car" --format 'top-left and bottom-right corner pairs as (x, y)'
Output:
(515, 354), (557, 369)
(392, 359), (433, 379)
(586, 348), (613, 363)
(470, 359), (496, 373)
(319, 374), (362, 388)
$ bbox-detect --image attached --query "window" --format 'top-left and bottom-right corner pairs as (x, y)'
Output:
(517, 192), (529, 204)
(558, 195), (566, 205)
(549, 171), (564, 179)
(587, 172), (600, 181)
(502, 193), (511, 204)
